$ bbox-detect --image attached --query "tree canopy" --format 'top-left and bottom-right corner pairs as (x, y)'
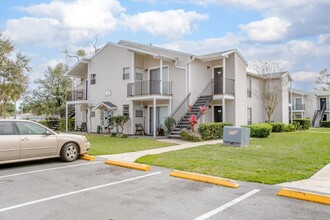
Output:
(23, 63), (71, 118)
(314, 68), (330, 91)
(0, 32), (30, 118)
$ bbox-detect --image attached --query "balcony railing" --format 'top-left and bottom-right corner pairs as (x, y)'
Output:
(319, 103), (330, 110)
(292, 104), (305, 110)
(127, 80), (173, 97)
(67, 89), (87, 101)
(214, 78), (235, 95)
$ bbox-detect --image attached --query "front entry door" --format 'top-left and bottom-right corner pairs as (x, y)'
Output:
(149, 106), (168, 134)
(323, 114), (327, 121)
(320, 98), (326, 110)
(213, 67), (223, 94)
(214, 106), (223, 122)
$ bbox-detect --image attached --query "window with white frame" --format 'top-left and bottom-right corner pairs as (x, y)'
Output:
(123, 67), (130, 80)
(135, 68), (143, 81)
(247, 108), (252, 125)
(90, 74), (96, 85)
(123, 104), (129, 116)
(135, 110), (143, 117)
(247, 77), (252, 98)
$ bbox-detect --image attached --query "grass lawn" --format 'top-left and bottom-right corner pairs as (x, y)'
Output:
(136, 130), (330, 184)
(86, 134), (174, 155)
(307, 127), (330, 133)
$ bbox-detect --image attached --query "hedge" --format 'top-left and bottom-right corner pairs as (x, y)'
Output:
(284, 124), (296, 132)
(270, 122), (286, 132)
(293, 119), (311, 130)
(179, 129), (202, 142)
(39, 119), (75, 131)
(243, 123), (272, 138)
(198, 122), (233, 140)
(321, 121), (330, 127)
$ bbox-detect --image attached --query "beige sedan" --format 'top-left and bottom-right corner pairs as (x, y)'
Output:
(0, 119), (90, 164)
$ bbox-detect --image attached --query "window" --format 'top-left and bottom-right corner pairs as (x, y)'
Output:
(247, 77), (251, 98)
(0, 122), (15, 135)
(247, 108), (252, 125)
(135, 110), (143, 117)
(16, 121), (48, 135)
(90, 74), (96, 85)
(135, 68), (143, 81)
(90, 111), (95, 117)
(123, 104), (129, 116)
(123, 67), (130, 80)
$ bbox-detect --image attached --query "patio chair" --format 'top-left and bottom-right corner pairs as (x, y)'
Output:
(76, 122), (87, 132)
(135, 124), (145, 135)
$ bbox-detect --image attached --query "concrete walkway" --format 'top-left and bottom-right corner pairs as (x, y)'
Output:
(278, 163), (330, 195)
(98, 139), (222, 162)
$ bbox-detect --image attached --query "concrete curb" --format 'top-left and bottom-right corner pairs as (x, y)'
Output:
(277, 188), (330, 205)
(169, 170), (239, 188)
(79, 154), (95, 161)
(104, 159), (150, 171)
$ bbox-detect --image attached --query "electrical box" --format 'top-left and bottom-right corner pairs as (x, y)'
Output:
(223, 126), (250, 147)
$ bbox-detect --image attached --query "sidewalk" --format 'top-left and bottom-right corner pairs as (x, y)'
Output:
(98, 139), (223, 162)
(278, 163), (330, 195)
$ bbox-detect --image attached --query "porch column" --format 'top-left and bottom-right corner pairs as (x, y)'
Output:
(222, 57), (226, 94)
(169, 99), (172, 115)
(160, 59), (163, 95)
(153, 98), (157, 138)
(131, 53), (135, 95)
(290, 81), (293, 123)
(130, 101), (134, 135)
(65, 103), (68, 132)
(222, 97), (226, 122)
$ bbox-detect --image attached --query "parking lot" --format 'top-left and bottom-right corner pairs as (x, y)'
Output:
(0, 158), (329, 220)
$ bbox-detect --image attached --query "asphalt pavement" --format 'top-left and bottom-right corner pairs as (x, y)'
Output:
(0, 158), (329, 220)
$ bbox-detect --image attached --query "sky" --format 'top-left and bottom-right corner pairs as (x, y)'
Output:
(1, 0), (330, 92)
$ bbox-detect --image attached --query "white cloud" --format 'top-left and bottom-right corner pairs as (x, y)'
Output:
(5, 0), (125, 47)
(240, 17), (291, 41)
(292, 71), (316, 82)
(120, 10), (208, 39)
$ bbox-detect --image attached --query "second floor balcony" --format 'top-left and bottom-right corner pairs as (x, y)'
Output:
(292, 104), (305, 111)
(127, 80), (173, 97)
(67, 89), (87, 101)
(213, 78), (235, 95)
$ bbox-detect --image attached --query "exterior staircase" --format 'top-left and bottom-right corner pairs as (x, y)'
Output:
(169, 95), (213, 138)
(312, 104), (326, 127)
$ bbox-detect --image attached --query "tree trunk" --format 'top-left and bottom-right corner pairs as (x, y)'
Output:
(267, 112), (271, 123)
(2, 100), (7, 118)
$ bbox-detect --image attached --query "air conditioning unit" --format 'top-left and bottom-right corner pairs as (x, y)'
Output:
(223, 126), (250, 147)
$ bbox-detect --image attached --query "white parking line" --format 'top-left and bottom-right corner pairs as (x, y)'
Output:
(0, 161), (102, 179)
(194, 189), (260, 220)
(0, 171), (162, 213)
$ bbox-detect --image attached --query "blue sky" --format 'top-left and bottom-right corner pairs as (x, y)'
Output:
(1, 0), (330, 91)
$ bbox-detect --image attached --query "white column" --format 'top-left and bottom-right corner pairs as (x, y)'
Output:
(131, 53), (135, 95)
(160, 60), (163, 95)
(290, 81), (293, 123)
(222, 58), (226, 94)
(65, 103), (68, 132)
(153, 98), (157, 138)
(169, 99), (172, 116)
(222, 97), (226, 122)
(130, 101), (134, 135)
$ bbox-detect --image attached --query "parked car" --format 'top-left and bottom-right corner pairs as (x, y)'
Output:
(0, 119), (90, 164)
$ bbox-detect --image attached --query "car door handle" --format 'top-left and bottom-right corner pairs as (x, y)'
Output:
(21, 137), (30, 141)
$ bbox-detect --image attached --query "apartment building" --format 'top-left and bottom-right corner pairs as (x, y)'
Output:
(65, 40), (293, 136)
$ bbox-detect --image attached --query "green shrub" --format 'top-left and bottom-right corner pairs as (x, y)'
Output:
(243, 123), (272, 138)
(111, 132), (117, 137)
(284, 124), (296, 132)
(321, 121), (330, 127)
(270, 122), (286, 132)
(59, 118), (75, 131)
(164, 117), (176, 135)
(117, 133), (128, 138)
(39, 118), (74, 131)
(198, 122), (233, 140)
(179, 129), (202, 142)
(293, 119), (311, 130)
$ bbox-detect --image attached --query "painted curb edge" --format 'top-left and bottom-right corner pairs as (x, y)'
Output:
(277, 188), (330, 205)
(169, 170), (239, 188)
(79, 154), (95, 161)
(104, 159), (150, 171)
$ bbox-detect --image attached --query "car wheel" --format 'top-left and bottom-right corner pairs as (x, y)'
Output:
(60, 143), (79, 162)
